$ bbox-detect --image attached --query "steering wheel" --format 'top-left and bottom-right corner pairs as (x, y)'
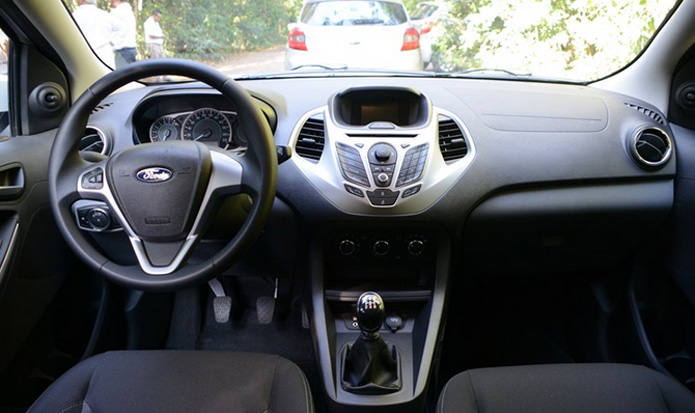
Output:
(48, 59), (277, 292)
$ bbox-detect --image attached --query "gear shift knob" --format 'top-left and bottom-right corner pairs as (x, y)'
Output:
(356, 291), (385, 337)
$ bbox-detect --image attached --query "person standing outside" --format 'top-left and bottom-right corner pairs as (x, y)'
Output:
(110, 0), (137, 68)
(144, 10), (165, 60)
(72, 0), (115, 68)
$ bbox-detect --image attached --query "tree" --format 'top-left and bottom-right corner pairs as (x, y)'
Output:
(433, 0), (676, 80)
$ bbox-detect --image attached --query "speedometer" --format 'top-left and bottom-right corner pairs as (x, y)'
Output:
(150, 117), (181, 142)
(181, 108), (232, 143)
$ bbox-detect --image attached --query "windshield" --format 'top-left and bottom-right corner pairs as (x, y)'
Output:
(62, 0), (678, 82)
(301, 1), (408, 26)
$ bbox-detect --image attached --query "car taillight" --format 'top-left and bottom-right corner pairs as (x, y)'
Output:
(288, 27), (307, 51)
(420, 21), (436, 35)
(401, 27), (420, 51)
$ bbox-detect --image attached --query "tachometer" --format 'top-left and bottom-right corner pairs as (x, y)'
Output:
(182, 108), (232, 143)
(149, 116), (181, 142)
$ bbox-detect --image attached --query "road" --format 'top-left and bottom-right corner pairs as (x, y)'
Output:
(211, 44), (286, 77)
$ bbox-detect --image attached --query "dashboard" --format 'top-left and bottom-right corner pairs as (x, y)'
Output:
(81, 75), (675, 274)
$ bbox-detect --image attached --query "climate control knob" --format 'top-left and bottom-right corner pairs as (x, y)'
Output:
(407, 239), (425, 256)
(372, 240), (390, 256)
(338, 239), (356, 256)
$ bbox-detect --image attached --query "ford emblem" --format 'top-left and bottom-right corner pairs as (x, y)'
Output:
(136, 167), (173, 183)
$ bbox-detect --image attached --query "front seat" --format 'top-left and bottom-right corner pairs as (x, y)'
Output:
(28, 350), (313, 413)
(438, 363), (695, 413)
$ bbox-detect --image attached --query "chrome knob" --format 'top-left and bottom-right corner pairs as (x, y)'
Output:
(372, 240), (390, 256)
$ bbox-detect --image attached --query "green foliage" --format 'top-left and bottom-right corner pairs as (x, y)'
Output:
(431, 0), (676, 80)
(64, 0), (301, 61)
(142, 0), (301, 60)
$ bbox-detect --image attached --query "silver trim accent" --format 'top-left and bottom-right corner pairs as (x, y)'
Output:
(77, 150), (244, 275)
(288, 106), (476, 216)
(0, 222), (19, 287)
(631, 126), (673, 168)
(82, 125), (112, 156)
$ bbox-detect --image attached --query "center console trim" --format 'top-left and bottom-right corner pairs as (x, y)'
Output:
(310, 230), (450, 410)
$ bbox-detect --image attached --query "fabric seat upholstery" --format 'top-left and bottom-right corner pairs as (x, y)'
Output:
(28, 350), (313, 413)
(438, 363), (695, 413)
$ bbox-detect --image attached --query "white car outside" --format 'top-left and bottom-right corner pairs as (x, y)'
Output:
(284, 0), (423, 71)
(410, 1), (447, 68)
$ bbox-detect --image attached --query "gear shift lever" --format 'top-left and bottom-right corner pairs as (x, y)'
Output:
(341, 291), (401, 394)
(356, 292), (385, 338)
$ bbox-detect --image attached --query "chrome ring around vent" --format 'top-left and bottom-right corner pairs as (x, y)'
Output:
(80, 126), (112, 156)
(630, 126), (672, 169)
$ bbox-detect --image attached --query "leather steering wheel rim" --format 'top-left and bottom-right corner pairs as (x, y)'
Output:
(48, 59), (277, 292)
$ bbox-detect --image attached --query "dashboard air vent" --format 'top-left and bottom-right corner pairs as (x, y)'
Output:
(91, 102), (113, 114)
(625, 103), (666, 125)
(295, 116), (325, 161)
(438, 116), (468, 162)
(79, 127), (110, 156)
(630, 127), (672, 169)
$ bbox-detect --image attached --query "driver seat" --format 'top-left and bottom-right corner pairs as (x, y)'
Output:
(27, 350), (313, 413)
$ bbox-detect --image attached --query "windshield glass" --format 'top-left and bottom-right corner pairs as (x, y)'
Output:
(301, 1), (407, 26)
(62, 0), (678, 82)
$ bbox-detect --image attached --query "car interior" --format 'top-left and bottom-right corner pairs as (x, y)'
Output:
(2, 0), (695, 412)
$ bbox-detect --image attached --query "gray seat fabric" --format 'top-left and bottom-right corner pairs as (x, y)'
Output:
(438, 363), (695, 413)
(28, 350), (313, 413)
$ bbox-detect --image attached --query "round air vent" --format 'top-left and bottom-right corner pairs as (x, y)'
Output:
(630, 127), (672, 169)
(79, 126), (111, 156)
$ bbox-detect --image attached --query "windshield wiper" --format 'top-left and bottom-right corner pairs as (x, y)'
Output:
(289, 64), (348, 71)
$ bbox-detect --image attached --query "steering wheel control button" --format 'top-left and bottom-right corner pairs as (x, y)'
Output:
(402, 185), (421, 199)
(336, 142), (369, 187)
(344, 184), (364, 198)
(396, 143), (428, 187)
(75, 203), (121, 232)
(87, 208), (111, 231)
(81, 167), (104, 190)
(366, 189), (399, 206)
(385, 315), (403, 332)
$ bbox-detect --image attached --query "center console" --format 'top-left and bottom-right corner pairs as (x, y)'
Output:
(294, 87), (460, 411)
(310, 223), (449, 412)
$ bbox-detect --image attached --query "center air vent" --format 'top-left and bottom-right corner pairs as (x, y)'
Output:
(295, 116), (325, 161)
(438, 116), (468, 162)
(79, 127), (110, 156)
(630, 127), (672, 169)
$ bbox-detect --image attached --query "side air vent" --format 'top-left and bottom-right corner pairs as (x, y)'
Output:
(630, 127), (672, 169)
(295, 116), (325, 161)
(91, 102), (113, 114)
(438, 116), (468, 162)
(625, 103), (666, 125)
(79, 127), (110, 155)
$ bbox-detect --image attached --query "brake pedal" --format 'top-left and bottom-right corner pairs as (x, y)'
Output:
(256, 278), (278, 324)
(208, 278), (232, 323)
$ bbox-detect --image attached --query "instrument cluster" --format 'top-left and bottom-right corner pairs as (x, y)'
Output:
(148, 108), (246, 149)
